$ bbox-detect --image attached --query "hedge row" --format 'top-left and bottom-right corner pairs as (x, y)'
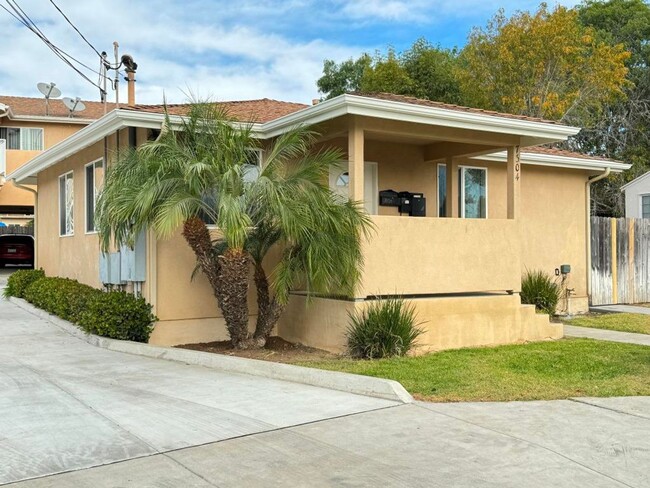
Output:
(5, 270), (155, 343)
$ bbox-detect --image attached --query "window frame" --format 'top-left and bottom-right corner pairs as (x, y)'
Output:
(640, 194), (650, 219)
(84, 158), (104, 234)
(437, 163), (447, 217)
(458, 165), (488, 219)
(0, 126), (44, 151)
(59, 170), (75, 237)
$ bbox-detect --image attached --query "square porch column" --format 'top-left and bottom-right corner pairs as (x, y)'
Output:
(445, 157), (459, 217)
(507, 145), (521, 220)
(348, 118), (364, 202)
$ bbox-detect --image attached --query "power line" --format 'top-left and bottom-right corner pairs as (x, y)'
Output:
(1, 0), (105, 92)
(48, 0), (102, 58)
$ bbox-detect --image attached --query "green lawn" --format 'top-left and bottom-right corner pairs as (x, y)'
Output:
(563, 313), (650, 335)
(297, 338), (650, 402)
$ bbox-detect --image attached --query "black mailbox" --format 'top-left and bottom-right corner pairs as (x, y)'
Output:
(398, 191), (426, 217)
(379, 189), (400, 207)
(410, 193), (426, 217)
(398, 191), (412, 215)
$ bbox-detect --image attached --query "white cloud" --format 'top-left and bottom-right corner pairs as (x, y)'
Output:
(0, 0), (583, 107)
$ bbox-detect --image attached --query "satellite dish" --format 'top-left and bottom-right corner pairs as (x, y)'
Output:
(37, 82), (61, 116)
(37, 82), (61, 99)
(62, 97), (86, 117)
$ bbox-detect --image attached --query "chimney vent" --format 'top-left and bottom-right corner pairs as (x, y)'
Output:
(312, 98), (320, 106)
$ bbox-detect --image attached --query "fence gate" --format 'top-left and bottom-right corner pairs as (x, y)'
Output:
(591, 217), (650, 306)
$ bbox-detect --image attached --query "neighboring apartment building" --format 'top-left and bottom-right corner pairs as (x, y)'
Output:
(0, 96), (105, 225)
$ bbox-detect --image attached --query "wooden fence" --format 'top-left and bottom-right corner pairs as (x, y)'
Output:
(591, 217), (650, 305)
(0, 225), (33, 236)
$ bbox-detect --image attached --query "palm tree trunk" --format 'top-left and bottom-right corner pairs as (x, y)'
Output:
(182, 217), (220, 291)
(182, 217), (249, 348)
(252, 262), (285, 347)
(218, 248), (251, 348)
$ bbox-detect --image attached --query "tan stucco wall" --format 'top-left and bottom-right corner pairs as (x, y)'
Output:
(34, 121), (591, 348)
(278, 293), (563, 354)
(36, 139), (105, 288)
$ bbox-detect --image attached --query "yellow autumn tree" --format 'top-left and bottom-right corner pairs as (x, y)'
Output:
(458, 3), (630, 123)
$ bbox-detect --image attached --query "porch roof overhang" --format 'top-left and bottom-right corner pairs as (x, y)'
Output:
(473, 150), (631, 173)
(9, 93), (584, 185)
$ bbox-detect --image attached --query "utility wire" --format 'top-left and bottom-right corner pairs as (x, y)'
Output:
(48, 0), (102, 58)
(1, 0), (104, 91)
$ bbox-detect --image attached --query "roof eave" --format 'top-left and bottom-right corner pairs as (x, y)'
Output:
(8, 109), (264, 183)
(474, 151), (630, 173)
(261, 94), (581, 144)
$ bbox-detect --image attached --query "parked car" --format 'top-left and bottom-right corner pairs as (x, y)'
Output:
(0, 234), (34, 268)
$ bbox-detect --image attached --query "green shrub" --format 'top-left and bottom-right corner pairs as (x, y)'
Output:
(78, 291), (155, 342)
(24, 277), (97, 323)
(22, 276), (155, 343)
(521, 269), (562, 315)
(346, 297), (423, 359)
(3, 268), (45, 298)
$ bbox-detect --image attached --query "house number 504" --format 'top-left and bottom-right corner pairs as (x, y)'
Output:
(515, 146), (521, 181)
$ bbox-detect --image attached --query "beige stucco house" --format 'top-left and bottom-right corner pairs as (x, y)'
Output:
(0, 95), (105, 225)
(7, 92), (630, 352)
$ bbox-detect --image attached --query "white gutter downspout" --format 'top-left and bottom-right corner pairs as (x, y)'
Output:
(11, 180), (38, 268)
(585, 167), (611, 303)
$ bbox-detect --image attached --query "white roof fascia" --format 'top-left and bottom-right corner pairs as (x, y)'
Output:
(7, 114), (96, 125)
(262, 94), (581, 143)
(8, 109), (264, 183)
(474, 151), (631, 173)
(9, 95), (589, 184)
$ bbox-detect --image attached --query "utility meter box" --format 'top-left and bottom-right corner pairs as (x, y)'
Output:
(99, 252), (123, 285)
(120, 230), (147, 282)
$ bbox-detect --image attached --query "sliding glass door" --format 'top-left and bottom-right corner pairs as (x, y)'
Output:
(460, 166), (487, 218)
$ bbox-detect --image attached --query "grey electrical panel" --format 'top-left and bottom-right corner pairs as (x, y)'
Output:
(120, 230), (147, 282)
(99, 252), (123, 285)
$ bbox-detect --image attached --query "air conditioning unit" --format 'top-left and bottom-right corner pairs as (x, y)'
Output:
(0, 139), (6, 176)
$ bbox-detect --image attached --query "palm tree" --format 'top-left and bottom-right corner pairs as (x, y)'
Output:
(97, 101), (372, 349)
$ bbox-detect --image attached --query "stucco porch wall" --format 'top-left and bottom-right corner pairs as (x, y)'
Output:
(359, 216), (521, 297)
(277, 293), (563, 354)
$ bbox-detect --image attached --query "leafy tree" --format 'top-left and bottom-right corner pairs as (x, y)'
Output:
(360, 48), (416, 95)
(457, 4), (630, 124)
(97, 102), (372, 349)
(317, 39), (461, 103)
(316, 54), (372, 99)
(577, 0), (650, 216)
(401, 39), (462, 104)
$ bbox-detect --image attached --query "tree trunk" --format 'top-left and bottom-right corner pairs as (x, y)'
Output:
(218, 248), (251, 348)
(252, 262), (285, 347)
(182, 217), (220, 291)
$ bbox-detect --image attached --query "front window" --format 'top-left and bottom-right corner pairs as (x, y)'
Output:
(59, 172), (74, 236)
(85, 159), (104, 232)
(460, 166), (487, 219)
(0, 127), (43, 150)
(642, 195), (650, 219)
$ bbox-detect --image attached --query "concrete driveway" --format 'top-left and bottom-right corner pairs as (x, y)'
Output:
(1, 296), (649, 487)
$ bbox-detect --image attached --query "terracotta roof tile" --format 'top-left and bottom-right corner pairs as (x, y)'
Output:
(124, 98), (309, 123)
(352, 92), (565, 126)
(0, 95), (107, 119)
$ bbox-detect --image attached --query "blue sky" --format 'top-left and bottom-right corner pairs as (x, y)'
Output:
(0, 0), (579, 106)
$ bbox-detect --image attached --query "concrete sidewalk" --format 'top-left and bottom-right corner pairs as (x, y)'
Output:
(0, 296), (396, 485)
(564, 324), (650, 346)
(2, 294), (650, 487)
(591, 304), (650, 315)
